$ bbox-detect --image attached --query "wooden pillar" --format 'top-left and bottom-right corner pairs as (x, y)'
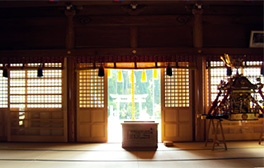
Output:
(193, 9), (203, 48)
(65, 8), (76, 142)
(192, 8), (205, 141)
(130, 26), (138, 49)
(65, 8), (75, 49)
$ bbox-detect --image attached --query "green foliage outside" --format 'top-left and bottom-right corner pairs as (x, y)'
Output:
(108, 69), (161, 120)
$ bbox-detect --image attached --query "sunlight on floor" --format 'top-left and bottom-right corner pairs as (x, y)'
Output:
(0, 141), (263, 168)
(108, 117), (122, 142)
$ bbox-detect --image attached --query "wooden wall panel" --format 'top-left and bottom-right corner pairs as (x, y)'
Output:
(207, 119), (264, 141)
(0, 17), (66, 50)
(76, 69), (107, 142)
(0, 110), (7, 141)
(75, 26), (130, 48)
(163, 108), (193, 141)
(161, 68), (193, 142)
(203, 23), (249, 48)
(203, 15), (263, 48)
(138, 26), (193, 48)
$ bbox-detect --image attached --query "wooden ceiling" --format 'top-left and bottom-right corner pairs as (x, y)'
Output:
(0, 1), (263, 16)
(0, 1), (263, 56)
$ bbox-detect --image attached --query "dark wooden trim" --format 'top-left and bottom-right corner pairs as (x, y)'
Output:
(192, 9), (203, 48)
(65, 10), (76, 50)
(72, 48), (263, 57)
(0, 1), (262, 8)
(193, 8), (205, 141)
(71, 48), (201, 56)
(0, 50), (65, 64)
(66, 56), (76, 142)
(65, 7), (76, 142)
(191, 69), (196, 141)
(130, 26), (138, 48)
(203, 15), (263, 25)
(0, 47), (262, 58)
(0, 49), (68, 57)
(194, 56), (206, 141)
(202, 48), (264, 55)
(0, 17), (66, 27)
(75, 15), (193, 27)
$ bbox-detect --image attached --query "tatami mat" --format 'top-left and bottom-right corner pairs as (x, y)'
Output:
(0, 141), (263, 168)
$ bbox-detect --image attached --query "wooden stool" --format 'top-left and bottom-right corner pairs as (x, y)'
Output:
(205, 119), (227, 150)
(212, 119), (227, 150)
(205, 119), (216, 147)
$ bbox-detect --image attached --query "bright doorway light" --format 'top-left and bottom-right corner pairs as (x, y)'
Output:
(107, 69), (161, 142)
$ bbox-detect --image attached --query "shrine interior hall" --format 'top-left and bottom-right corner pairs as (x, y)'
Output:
(0, 1), (264, 168)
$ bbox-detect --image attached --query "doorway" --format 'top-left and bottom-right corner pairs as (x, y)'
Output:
(107, 69), (161, 142)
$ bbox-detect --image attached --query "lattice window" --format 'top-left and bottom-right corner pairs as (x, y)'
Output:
(207, 61), (264, 141)
(10, 70), (26, 109)
(243, 61), (263, 83)
(243, 64), (264, 102)
(207, 61), (227, 105)
(164, 64), (190, 107)
(207, 61), (264, 105)
(10, 64), (62, 109)
(8, 63), (64, 137)
(79, 69), (104, 108)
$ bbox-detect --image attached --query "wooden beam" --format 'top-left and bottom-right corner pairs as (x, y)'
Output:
(71, 48), (200, 57)
(75, 15), (193, 27)
(0, 17), (66, 27)
(201, 48), (264, 55)
(203, 16), (263, 25)
(0, 1), (65, 8)
(1, 14), (261, 28)
(0, 1), (262, 8)
(0, 49), (68, 57)
(0, 15), (192, 27)
(0, 48), (262, 58)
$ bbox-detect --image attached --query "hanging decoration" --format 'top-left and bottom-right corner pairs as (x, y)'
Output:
(117, 69), (123, 82)
(98, 64), (104, 77)
(141, 69), (147, 82)
(153, 69), (158, 79)
(129, 71), (136, 83)
(166, 66), (172, 76)
(107, 69), (112, 78)
(37, 64), (43, 78)
(3, 64), (8, 78)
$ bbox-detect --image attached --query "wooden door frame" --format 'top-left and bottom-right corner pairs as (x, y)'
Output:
(161, 67), (194, 142)
(76, 68), (108, 142)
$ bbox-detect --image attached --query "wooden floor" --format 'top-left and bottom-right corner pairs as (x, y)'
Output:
(0, 141), (263, 168)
